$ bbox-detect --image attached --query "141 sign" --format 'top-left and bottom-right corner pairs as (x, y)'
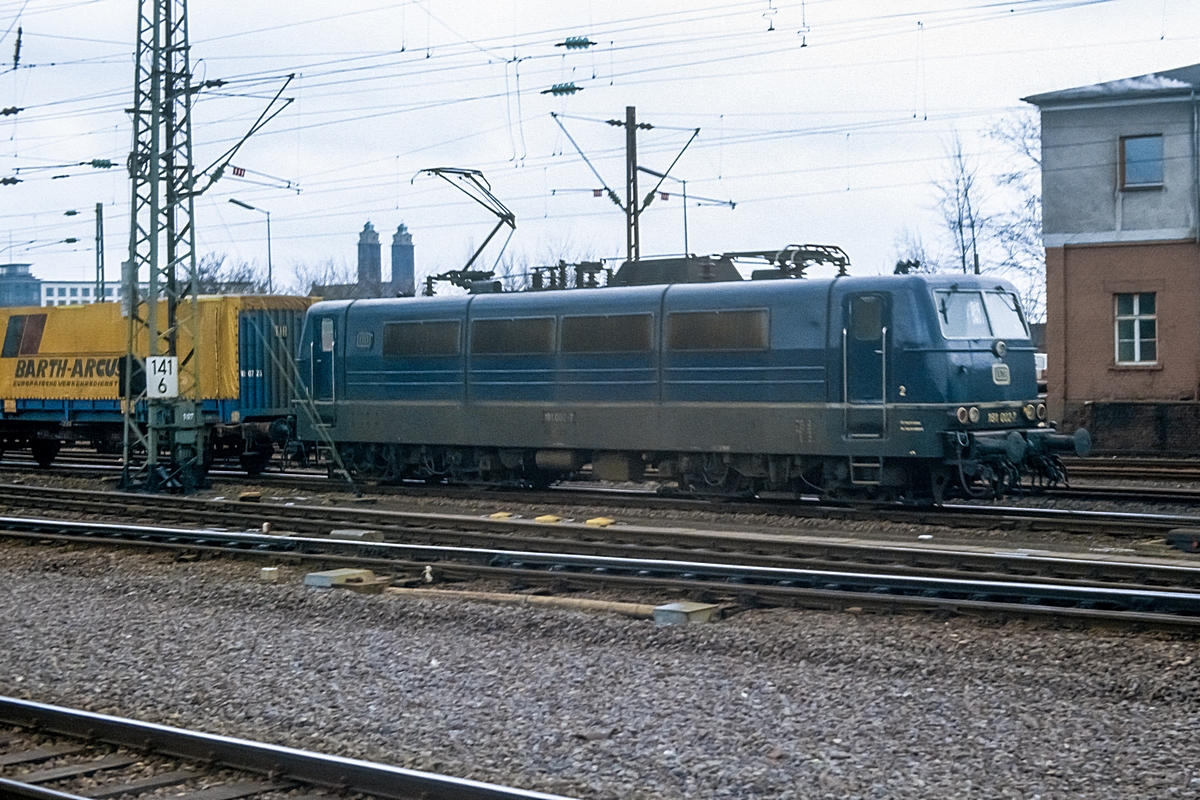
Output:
(146, 356), (178, 398)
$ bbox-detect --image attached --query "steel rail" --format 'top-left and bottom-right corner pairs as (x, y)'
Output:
(3, 478), (1200, 540)
(0, 778), (95, 800)
(8, 453), (1200, 514)
(0, 697), (570, 800)
(4, 515), (1200, 629)
(1, 484), (1200, 589)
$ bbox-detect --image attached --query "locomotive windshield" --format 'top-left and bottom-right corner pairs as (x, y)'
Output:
(934, 289), (1028, 339)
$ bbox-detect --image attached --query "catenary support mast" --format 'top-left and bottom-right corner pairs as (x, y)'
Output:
(121, 0), (204, 492)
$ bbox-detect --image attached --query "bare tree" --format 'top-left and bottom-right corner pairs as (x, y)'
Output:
(936, 133), (990, 275)
(494, 252), (531, 291)
(988, 109), (1045, 322)
(891, 227), (939, 274)
(195, 253), (269, 294)
(287, 258), (356, 295)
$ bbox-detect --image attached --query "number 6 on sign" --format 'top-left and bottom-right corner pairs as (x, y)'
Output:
(146, 356), (178, 398)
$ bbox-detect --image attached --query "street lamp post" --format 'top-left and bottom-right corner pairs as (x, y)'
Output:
(228, 198), (272, 293)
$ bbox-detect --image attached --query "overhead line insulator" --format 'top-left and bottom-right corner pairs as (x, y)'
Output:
(542, 83), (582, 96)
(1, 107), (21, 116)
(0, 176), (20, 185)
(555, 36), (596, 50)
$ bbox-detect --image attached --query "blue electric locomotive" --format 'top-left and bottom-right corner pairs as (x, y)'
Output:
(296, 272), (1088, 501)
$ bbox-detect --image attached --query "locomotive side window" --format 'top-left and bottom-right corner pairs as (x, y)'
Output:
(383, 320), (461, 357)
(471, 317), (555, 354)
(666, 310), (768, 351)
(850, 296), (883, 340)
(561, 314), (653, 353)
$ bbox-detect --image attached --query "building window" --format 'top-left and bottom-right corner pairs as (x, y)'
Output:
(57, 288), (65, 297)
(1115, 292), (1156, 364)
(105, 288), (113, 296)
(1121, 135), (1163, 189)
(82, 288), (89, 297)
(44, 288), (52, 296)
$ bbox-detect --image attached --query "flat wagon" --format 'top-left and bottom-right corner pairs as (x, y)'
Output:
(0, 295), (310, 472)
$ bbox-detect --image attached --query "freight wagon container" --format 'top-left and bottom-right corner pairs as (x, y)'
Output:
(0, 295), (311, 471)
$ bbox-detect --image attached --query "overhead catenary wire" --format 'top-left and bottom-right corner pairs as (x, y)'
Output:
(0, 0), (1161, 280)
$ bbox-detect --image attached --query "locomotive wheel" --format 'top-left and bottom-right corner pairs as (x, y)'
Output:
(31, 440), (61, 468)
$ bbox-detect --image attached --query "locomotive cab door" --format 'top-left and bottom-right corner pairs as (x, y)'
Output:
(843, 293), (889, 438)
(310, 315), (337, 425)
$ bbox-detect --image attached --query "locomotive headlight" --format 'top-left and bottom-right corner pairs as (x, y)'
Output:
(1037, 403), (1047, 420)
(968, 407), (980, 423)
(957, 407), (969, 423)
(1023, 404), (1036, 420)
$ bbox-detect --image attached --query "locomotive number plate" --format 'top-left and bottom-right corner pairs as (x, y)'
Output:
(991, 363), (1011, 386)
(987, 411), (1018, 424)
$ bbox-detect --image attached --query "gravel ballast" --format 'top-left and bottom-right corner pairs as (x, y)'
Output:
(0, 541), (1197, 799)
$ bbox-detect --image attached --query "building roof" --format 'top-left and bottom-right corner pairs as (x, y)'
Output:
(1024, 63), (1200, 107)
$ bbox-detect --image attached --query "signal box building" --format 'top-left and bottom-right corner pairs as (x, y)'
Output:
(1025, 63), (1200, 453)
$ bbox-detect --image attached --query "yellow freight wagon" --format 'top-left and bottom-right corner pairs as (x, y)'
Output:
(0, 295), (312, 470)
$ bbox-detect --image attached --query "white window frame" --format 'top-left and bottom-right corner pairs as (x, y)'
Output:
(1114, 292), (1157, 365)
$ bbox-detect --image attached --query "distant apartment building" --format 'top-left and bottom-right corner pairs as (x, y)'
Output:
(1024, 62), (1200, 452)
(0, 265), (151, 308)
(40, 281), (120, 306)
(0, 264), (43, 307)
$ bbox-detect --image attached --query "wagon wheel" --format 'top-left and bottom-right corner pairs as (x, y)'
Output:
(31, 440), (60, 468)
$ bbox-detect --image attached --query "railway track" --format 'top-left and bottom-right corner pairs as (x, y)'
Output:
(0, 695), (566, 800)
(0, 479), (1196, 545)
(2, 486), (1200, 630)
(1060, 456), (1200, 482)
(10, 452), (1200, 507)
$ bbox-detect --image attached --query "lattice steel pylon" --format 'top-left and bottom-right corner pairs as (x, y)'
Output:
(121, 0), (205, 493)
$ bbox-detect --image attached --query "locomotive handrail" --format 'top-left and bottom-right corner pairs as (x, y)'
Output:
(841, 327), (848, 434)
(881, 326), (888, 434)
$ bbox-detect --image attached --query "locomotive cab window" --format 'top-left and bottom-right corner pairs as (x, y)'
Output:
(934, 289), (1027, 339)
(561, 313), (653, 353)
(383, 320), (461, 358)
(471, 317), (555, 354)
(666, 309), (768, 351)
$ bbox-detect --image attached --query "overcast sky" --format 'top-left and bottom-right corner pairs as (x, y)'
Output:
(2, 0), (1198, 290)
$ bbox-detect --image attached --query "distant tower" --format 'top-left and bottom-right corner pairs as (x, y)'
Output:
(357, 222), (381, 285)
(391, 223), (415, 297)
